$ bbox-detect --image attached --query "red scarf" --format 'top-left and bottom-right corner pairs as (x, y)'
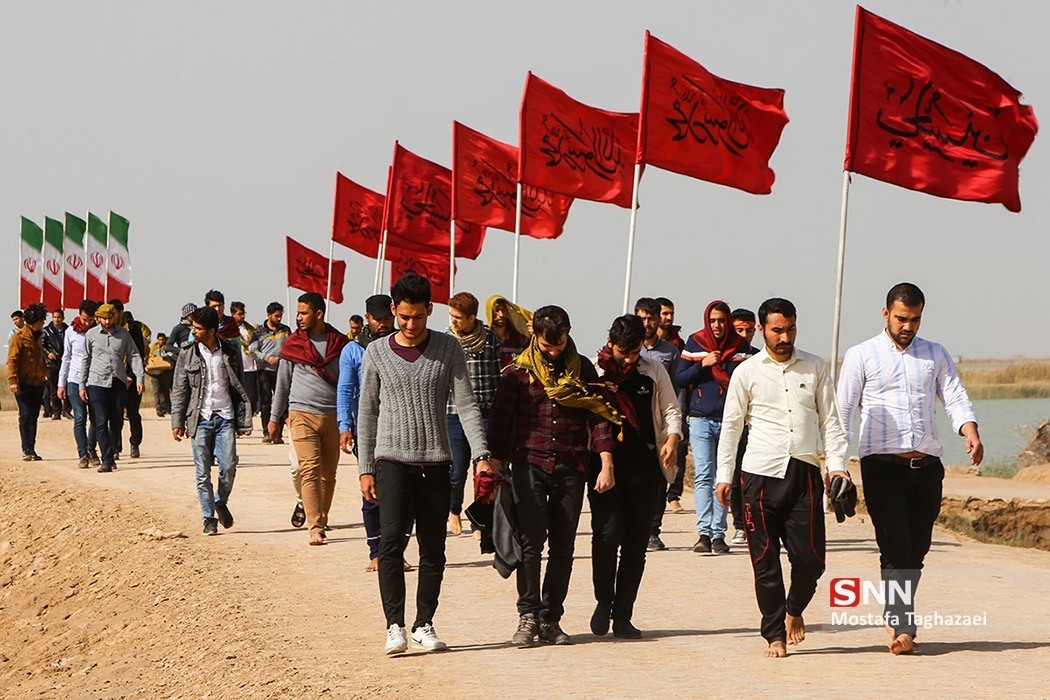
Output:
(71, 317), (90, 334)
(279, 323), (350, 386)
(691, 300), (748, 390)
(596, 346), (641, 434)
(217, 315), (240, 340)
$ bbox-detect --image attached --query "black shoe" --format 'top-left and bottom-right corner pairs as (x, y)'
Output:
(261, 436), (272, 444)
(22, 452), (33, 462)
(42, 411), (52, 419)
(711, 537), (730, 554)
(647, 534), (667, 552)
(63, 410), (74, 420)
(512, 614), (539, 647)
(538, 621), (572, 645)
(590, 602), (612, 636)
(612, 620), (642, 639)
(130, 445), (140, 459)
(693, 535), (712, 553)
(51, 413), (62, 421)
(30, 452), (42, 461)
(113, 452), (120, 461)
(203, 519), (219, 536)
(215, 503), (234, 529)
(97, 462), (114, 473)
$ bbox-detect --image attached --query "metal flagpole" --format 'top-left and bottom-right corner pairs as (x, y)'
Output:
(373, 228), (389, 295)
(286, 286), (291, 315)
(622, 163), (643, 314)
(449, 218), (456, 297)
(830, 171), (852, 383)
(512, 183), (522, 304)
(325, 238), (335, 308)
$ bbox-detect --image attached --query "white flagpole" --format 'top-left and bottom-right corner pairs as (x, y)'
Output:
(325, 238), (335, 308)
(830, 171), (852, 383)
(286, 286), (291, 315)
(373, 228), (389, 295)
(512, 182), (522, 304)
(449, 218), (456, 297)
(622, 163), (643, 314)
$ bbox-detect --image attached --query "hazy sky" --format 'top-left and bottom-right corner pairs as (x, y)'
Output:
(3, 0), (1046, 358)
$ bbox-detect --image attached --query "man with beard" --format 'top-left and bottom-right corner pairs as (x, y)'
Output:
(838, 283), (981, 656)
(716, 297), (848, 658)
(42, 308), (70, 419)
(115, 302), (149, 460)
(728, 308), (761, 546)
(58, 300), (100, 467)
(204, 289), (241, 341)
(654, 297), (685, 351)
(486, 296), (530, 370)
(250, 302), (291, 442)
(7, 304), (48, 460)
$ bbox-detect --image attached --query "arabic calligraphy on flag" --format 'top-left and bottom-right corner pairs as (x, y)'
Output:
(390, 252), (452, 305)
(844, 7), (1038, 211)
(286, 236), (346, 304)
(332, 172), (390, 260)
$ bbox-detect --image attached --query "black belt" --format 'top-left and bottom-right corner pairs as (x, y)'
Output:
(877, 454), (939, 469)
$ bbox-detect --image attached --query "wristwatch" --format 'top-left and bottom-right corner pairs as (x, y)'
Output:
(472, 452), (492, 466)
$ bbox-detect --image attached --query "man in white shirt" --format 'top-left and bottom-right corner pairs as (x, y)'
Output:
(715, 298), (849, 658)
(837, 283), (982, 656)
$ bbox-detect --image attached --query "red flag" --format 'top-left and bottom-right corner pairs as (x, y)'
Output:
(638, 32), (789, 194)
(844, 7), (1038, 212)
(385, 142), (486, 259)
(452, 121), (573, 240)
(390, 252), (452, 305)
(332, 172), (394, 260)
(519, 73), (639, 208)
(286, 237), (346, 304)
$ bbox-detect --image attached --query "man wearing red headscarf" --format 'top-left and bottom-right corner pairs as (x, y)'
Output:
(675, 301), (756, 555)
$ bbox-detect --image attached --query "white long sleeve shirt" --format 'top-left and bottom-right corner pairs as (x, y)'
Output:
(58, 327), (89, 387)
(837, 332), (977, 458)
(716, 346), (848, 484)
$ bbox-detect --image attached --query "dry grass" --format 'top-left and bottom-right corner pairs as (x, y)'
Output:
(958, 362), (1050, 400)
(0, 379), (157, 412)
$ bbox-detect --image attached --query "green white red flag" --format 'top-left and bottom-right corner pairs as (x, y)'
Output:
(107, 212), (132, 303)
(63, 213), (87, 307)
(19, 217), (43, 308)
(42, 217), (64, 310)
(86, 213), (107, 302)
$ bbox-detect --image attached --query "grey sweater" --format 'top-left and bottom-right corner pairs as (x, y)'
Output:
(357, 331), (488, 476)
(270, 340), (339, 419)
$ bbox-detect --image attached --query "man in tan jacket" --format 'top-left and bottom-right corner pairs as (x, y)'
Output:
(7, 304), (48, 461)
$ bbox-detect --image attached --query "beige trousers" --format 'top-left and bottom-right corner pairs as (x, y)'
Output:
(286, 411), (340, 535)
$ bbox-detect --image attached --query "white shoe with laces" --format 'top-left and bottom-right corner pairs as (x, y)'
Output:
(385, 624), (408, 655)
(411, 623), (448, 651)
(732, 530), (747, 546)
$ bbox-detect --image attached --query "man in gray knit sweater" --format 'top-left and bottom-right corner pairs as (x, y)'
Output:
(357, 273), (491, 656)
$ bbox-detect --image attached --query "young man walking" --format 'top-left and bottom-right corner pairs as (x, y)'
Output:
(838, 283), (982, 656)
(654, 297), (685, 351)
(487, 305), (618, 648)
(715, 298), (848, 658)
(114, 301), (149, 460)
(230, 301), (258, 416)
(57, 300), (100, 467)
(356, 273), (491, 655)
(7, 303), (48, 461)
(204, 289), (241, 340)
(487, 296), (530, 370)
(250, 302), (290, 442)
(728, 307), (760, 546)
(42, 308), (70, 420)
(171, 306), (253, 536)
(591, 315), (681, 638)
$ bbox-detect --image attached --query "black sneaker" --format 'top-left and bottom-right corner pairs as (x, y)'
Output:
(538, 621), (572, 645)
(512, 614), (539, 647)
(130, 445), (140, 459)
(203, 519), (219, 536)
(29, 452), (42, 461)
(612, 620), (642, 639)
(647, 534), (667, 552)
(261, 436), (272, 444)
(63, 410), (74, 420)
(590, 602), (612, 636)
(215, 503), (234, 529)
(711, 537), (730, 554)
(21, 452), (33, 462)
(693, 535), (712, 553)
(97, 462), (114, 473)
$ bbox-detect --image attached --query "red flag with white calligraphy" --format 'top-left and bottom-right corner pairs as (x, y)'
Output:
(385, 142), (486, 259)
(332, 172), (393, 260)
(286, 237), (346, 304)
(519, 73), (639, 208)
(844, 7), (1038, 212)
(638, 32), (789, 194)
(390, 252), (453, 305)
(452, 121), (573, 240)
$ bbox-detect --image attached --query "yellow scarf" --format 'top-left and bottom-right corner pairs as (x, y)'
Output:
(486, 296), (533, 339)
(514, 336), (623, 425)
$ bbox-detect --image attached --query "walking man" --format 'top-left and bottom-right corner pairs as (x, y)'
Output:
(487, 296), (530, 370)
(356, 274), (491, 654)
(250, 302), (290, 442)
(729, 307), (761, 545)
(715, 298), (848, 658)
(838, 282), (982, 656)
(231, 302), (258, 416)
(654, 297), (685, 351)
(164, 303), (198, 361)
(115, 302), (149, 460)
(7, 303), (48, 461)
(58, 300), (100, 467)
(204, 289), (241, 340)
(42, 308), (70, 420)
(171, 306), (253, 536)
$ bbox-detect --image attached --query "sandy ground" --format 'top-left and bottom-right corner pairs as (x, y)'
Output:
(2, 412), (1049, 699)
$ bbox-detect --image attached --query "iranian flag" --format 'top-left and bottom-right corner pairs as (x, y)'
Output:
(63, 213), (88, 307)
(86, 213), (107, 302)
(42, 217), (64, 310)
(107, 212), (132, 303)
(19, 217), (43, 308)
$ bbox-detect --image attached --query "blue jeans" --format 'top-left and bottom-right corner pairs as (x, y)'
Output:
(191, 412), (238, 521)
(67, 382), (97, 458)
(690, 416), (727, 539)
(448, 409), (489, 516)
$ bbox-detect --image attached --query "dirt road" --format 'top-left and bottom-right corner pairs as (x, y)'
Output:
(2, 412), (1048, 698)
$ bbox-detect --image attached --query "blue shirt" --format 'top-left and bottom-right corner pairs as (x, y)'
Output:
(337, 340), (365, 434)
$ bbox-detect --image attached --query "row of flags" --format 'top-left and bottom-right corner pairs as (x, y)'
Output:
(19, 212), (132, 309)
(286, 7), (1036, 306)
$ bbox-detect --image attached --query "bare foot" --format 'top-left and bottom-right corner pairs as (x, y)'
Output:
(889, 633), (915, 655)
(472, 529), (482, 541)
(309, 532), (326, 546)
(670, 500), (684, 514)
(403, 559), (413, 572)
(786, 614), (806, 646)
(764, 641), (787, 658)
(365, 558), (378, 572)
(448, 512), (462, 536)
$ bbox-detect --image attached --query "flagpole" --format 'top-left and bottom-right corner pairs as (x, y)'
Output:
(286, 286), (291, 316)
(622, 163), (643, 314)
(830, 171), (852, 383)
(374, 228), (388, 295)
(325, 238), (335, 308)
(449, 218), (456, 297)
(512, 182), (522, 304)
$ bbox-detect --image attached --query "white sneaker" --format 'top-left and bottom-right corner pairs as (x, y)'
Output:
(385, 624), (408, 655)
(410, 623), (448, 651)
(732, 530), (747, 546)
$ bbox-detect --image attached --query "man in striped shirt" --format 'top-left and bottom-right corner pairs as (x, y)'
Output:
(838, 282), (982, 656)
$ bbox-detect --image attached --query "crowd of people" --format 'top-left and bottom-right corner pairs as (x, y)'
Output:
(5, 277), (982, 659)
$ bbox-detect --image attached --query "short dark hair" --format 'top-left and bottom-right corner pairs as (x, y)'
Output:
(731, 308), (756, 324)
(123, 310), (135, 322)
(886, 282), (925, 310)
(391, 272), (431, 306)
(23, 303), (47, 325)
(654, 297), (674, 310)
(108, 299), (125, 312)
(757, 298), (797, 325)
(230, 301), (245, 314)
(11, 310), (23, 319)
(349, 314), (363, 324)
(157, 333), (168, 341)
(297, 292), (325, 314)
(204, 289), (225, 305)
(52, 308), (64, 317)
(266, 302), (284, 315)
(79, 300), (99, 316)
(189, 305), (219, 330)
(609, 314), (645, 350)
(532, 305), (571, 342)
(633, 297), (661, 317)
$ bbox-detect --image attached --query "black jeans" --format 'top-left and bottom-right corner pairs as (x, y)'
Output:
(47, 366), (69, 416)
(590, 457), (665, 623)
(376, 460), (450, 629)
(258, 370), (278, 433)
(729, 427), (750, 531)
(116, 375), (143, 453)
(512, 461), (585, 623)
(651, 429), (688, 537)
(742, 459), (826, 644)
(861, 455), (944, 638)
(15, 385), (45, 453)
(150, 370), (173, 415)
(88, 381), (126, 465)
